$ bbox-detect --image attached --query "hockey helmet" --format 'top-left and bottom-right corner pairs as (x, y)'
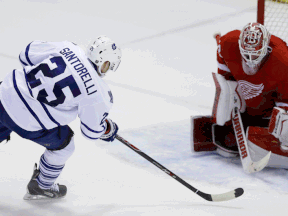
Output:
(238, 22), (271, 75)
(87, 36), (122, 77)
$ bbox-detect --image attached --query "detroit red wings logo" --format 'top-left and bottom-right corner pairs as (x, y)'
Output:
(238, 80), (264, 100)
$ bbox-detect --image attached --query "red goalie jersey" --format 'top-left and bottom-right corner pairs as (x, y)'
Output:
(192, 23), (288, 170)
(217, 30), (288, 117)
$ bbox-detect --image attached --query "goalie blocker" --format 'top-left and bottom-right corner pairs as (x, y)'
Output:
(191, 73), (288, 169)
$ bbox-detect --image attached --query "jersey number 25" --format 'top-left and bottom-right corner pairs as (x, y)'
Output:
(26, 56), (81, 107)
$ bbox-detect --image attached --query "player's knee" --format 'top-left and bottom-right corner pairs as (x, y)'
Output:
(64, 136), (75, 158)
(55, 126), (74, 151)
(43, 137), (75, 165)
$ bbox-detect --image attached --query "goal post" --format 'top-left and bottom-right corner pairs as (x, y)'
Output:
(257, 0), (265, 25)
(257, 0), (288, 42)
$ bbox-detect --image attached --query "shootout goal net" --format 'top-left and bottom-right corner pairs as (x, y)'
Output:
(257, 0), (288, 42)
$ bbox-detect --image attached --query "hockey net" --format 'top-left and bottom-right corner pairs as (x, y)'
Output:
(258, 0), (288, 43)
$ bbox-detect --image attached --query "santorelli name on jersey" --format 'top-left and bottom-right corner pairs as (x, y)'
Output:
(59, 48), (97, 95)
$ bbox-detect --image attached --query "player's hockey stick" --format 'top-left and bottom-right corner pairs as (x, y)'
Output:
(115, 134), (244, 202)
(232, 107), (271, 173)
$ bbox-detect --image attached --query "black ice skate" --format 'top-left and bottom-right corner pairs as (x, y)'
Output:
(23, 163), (67, 200)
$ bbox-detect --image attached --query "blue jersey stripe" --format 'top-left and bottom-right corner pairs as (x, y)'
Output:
(81, 121), (105, 133)
(23, 69), (60, 128)
(23, 69), (33, 97)
(13, 70), (47, 130)
(19, 54), (28, 66)
(81, 128), (99, 140)
(25, 42), (34, 66)
(40, 103), (60, 127)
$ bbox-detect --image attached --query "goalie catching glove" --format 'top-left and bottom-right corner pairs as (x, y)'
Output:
(100, 118), (119, 142)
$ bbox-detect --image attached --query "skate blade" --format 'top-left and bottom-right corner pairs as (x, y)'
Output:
(23, 193), (49, 200)
(23, 193), (65, 200)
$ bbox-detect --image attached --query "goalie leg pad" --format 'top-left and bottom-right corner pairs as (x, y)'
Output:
(212, 73), (246, 126)
(191, 116), (216, 152)
(191, 116), (239, 155)
(248, 126), (288, 169)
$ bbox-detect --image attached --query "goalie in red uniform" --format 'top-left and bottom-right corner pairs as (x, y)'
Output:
(192, 22), (288, 169)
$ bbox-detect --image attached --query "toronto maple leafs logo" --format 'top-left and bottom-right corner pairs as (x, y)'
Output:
(108, 91), (113, 103)
(238, 80), (264, 100)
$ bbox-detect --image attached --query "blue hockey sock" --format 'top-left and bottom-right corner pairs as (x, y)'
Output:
(36, 154), (65, 190)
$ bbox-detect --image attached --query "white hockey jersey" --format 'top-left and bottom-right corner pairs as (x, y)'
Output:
(0, 40), (114, 140)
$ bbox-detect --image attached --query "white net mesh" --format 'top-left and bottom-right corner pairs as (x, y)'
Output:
(264, 0), (288, 42)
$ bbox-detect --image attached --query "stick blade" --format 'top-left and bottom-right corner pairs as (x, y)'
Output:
(244, 151), (271, 173)
(210, 188), (244, 202)
(197, 188), (244, 202)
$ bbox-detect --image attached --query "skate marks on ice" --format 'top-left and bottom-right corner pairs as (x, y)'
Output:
(105, 80), (211, 111)
(120, 7), (256, 46)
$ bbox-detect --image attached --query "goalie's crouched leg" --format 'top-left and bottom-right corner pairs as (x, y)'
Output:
(247, 126), (288, 169)
(191, 115), (239, 157)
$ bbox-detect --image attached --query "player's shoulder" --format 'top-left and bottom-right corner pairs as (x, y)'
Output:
(61, 41), (87, 57)
(94, 78), (113, 103)
(264, 35), (288, 78)
(221, 30), (241, 43)
(270, 35), (287, 46)
(219, 30), (241, 59)
(27, 40), (76, 56)
(269, 35), (288, 60)
(78, 72), (113, 108)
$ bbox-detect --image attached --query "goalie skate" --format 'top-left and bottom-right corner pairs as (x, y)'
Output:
(23, 163), (67, 200)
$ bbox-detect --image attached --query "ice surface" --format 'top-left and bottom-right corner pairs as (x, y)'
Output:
(0, 0), (286, 215)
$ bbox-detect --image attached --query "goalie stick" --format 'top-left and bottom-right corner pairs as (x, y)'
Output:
(232, 107), (271, 173)
(116, 134), (244, 202)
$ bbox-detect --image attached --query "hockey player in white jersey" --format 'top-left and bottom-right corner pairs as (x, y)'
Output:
(0, 36), (121, 199)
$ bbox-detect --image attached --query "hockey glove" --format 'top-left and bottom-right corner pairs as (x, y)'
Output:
(268, 107), (288, 150)
(100, 118), (118, 142)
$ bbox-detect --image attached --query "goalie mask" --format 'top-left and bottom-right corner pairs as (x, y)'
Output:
(239, 23), (271, 75)
(87, 36), (122, 78)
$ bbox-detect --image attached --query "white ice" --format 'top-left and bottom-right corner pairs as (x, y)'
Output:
(0, 0), (286, 215)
